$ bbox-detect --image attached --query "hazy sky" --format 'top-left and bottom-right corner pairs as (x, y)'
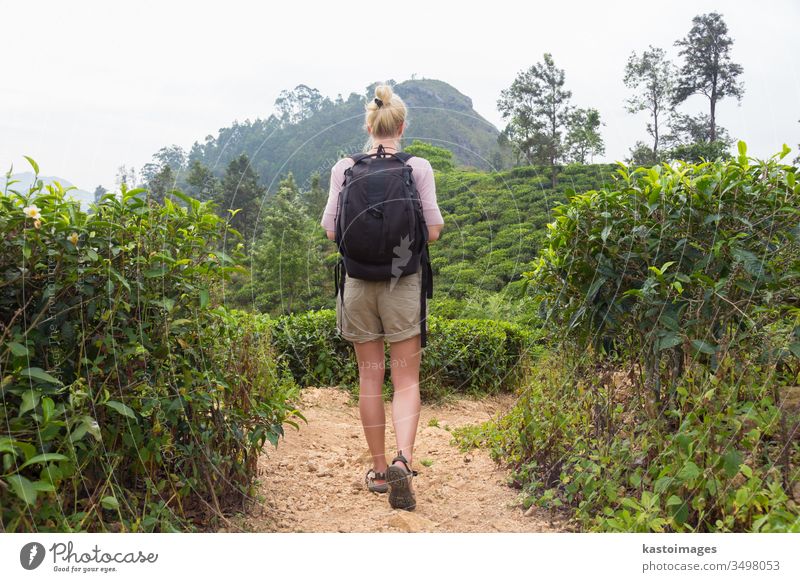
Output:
(2, 0), (798, 191)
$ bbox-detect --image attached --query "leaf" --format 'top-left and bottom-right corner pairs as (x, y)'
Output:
(23, 155), (40, 175)
(677, 461), (701, 483)
(32, 480), (55, 492)
(100, 496), (120, 510)
(658, 332), (682, 351)
(6, 474), (37, 505)
(737, 141), (747, 157)
(19, 390), (40, 416)
(104, 400), (137, 421)
(7, 342), (29, 357)
(199, 289), (209, 309)
(19, 453), (69, 470)
(690, 339), (717, 354)
(722, 450), (743, 478)
(20, 367), (62, 385)
(41, 397), (54, 423)
(600, 225), (612, 242)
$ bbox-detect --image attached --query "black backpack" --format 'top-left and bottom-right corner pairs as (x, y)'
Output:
(333, 144), (434, 347)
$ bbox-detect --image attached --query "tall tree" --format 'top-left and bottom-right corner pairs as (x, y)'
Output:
(241, 176), (326, 314)
(300, 172), (327, 220)
(218, 154), (267, 247)
(564, 108), (604, 164)
(624, 46), (676, 161)
(114, 165), (139, 190)
(148, 165), (176, 204)
(274, 84), (330, 127)
(673, 12), (744, 142)
(92, 185), (108, 204)
(185, 159), (220, 202)
(497, 53), (573, 187)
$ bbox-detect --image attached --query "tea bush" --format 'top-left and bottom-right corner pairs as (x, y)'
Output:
(456, 146), (800, 532)
(0, 161), (302, 532)
(270, 309), (543, 400)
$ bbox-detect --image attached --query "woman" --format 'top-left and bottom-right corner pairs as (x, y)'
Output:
(320, 83), (444, 511)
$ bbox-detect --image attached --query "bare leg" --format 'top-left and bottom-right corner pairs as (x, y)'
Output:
(354, 338), (388, 485)
(388, 333), (422, 470)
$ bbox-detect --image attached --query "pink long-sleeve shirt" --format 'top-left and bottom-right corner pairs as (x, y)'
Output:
(320, 155), (445, 232)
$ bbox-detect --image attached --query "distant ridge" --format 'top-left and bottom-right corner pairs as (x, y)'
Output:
(186, 78), (510, 192)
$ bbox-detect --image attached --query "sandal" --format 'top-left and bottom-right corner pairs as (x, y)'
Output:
(365, 468), (388, 493)
(386, 451), (419, 511)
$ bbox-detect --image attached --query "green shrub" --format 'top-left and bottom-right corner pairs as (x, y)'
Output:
(470, 351), (799, 532)
(524, 143), (800, 405)
(457, 147), (800, 532)
(269, 309), (542, 400)
(1, 162), (301, 532)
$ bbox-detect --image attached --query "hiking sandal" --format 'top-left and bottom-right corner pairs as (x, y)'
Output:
(365, 468), (388, 493)
(386, 451), (419, 511)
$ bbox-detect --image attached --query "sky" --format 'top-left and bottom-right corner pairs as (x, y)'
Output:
(2, 0), (799, 192)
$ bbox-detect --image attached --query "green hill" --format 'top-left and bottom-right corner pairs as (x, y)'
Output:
(185, 78), (510, 192)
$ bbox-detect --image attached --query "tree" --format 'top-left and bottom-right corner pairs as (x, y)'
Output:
(148, 165), (176, 204)
(404, 140), (455, 172)
(301, 172), (327, 220)
(665, 112), (732, 147)
(274, 84), (330, 127)
(624, 46), (676, 161)
(795, 120), (800, 165)
(218, 154), (267, 247)
(626, 141), (659, 166)
(115, 165), (139, 189)
(240, 177), (327, 314)
(92, 185), (108, 204)
(564, 108), (604, 164)
(185, 159), (219, 202)
(497, 53), (573, 187)
(673, 12), (744, 142)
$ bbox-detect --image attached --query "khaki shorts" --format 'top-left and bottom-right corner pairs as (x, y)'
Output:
(336, 268), (428, 344)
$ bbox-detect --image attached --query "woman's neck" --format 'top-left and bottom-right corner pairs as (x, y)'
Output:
(368, 137), (401, 152)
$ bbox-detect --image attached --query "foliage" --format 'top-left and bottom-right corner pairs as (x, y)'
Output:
(565, 108), (605, 164)
(624, 46), (677, 160)
(216, 153), (267, 248)
(497, 53), (574, 185)
(458, 350), (799, 532)
(673, 12), (745, 142)
(470, 147), (800, 532)
(404, 140), (456, 172)
(183, 78), (508, 194)
(0, 161), (302, 532)
(524, 143), (799, 405)
(230, 174), (329, 315)
(431, 163), (617, 300)
(269, 310), (542, 401)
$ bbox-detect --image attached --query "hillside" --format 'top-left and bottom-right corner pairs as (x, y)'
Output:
(185, 78), (511, 192)
(1, 172), (94, 208)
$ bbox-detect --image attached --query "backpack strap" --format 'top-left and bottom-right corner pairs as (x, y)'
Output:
(419, 243), (433, 348)
(348, 153), (370, 165)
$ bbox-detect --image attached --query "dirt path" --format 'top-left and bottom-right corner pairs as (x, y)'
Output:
(233, 386), (572, 533)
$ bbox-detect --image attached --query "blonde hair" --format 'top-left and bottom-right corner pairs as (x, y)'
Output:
(363, 83), (408, 151)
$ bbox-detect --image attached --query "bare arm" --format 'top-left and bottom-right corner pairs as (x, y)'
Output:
(428, 223), (443, 242)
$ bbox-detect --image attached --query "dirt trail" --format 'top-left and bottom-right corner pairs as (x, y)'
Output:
(234, 386), (572, 533)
